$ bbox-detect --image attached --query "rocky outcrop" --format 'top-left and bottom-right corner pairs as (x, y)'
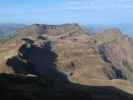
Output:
(93, 27), (133, 82)
(98, 35), (133, 82)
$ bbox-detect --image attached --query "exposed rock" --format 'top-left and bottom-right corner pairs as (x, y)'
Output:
(98, 35), (133, 82)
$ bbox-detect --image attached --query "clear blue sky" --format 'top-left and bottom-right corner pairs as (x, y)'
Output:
(0, 0), (133, 25)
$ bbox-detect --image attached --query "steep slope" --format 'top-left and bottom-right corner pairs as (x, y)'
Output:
(98, 35), (133, 82)
(92, 27), (133, 82)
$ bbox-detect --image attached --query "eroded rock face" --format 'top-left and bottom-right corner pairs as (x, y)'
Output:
(98, 36), (133, 82)
(94, 28), (133, 82)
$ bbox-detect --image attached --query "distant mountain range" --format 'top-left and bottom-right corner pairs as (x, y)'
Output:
(84, 23), (133, 37)
(0, 23), (133, 38)
(0, 23), (26, 37)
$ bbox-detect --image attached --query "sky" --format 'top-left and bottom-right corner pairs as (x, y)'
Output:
(0, 0), (133, 25)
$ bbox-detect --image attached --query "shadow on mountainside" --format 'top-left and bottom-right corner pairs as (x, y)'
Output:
(0, 74), (133, 100)
(4, 39), (133, 100)
(6, 40), (68, 84)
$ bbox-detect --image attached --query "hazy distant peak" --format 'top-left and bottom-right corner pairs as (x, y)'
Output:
(104, 28), (122, 34)
(0, 23), (26, 37)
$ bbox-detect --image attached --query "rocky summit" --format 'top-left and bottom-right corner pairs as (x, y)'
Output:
(0, 23), (133, 100)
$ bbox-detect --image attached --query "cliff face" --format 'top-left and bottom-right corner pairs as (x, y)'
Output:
(98, 35), (133, 82)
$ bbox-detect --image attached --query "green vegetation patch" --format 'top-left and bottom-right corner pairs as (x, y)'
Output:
(0, 34), (16, 44)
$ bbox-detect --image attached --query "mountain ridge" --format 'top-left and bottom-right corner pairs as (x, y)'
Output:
(0, 23), (133, 99)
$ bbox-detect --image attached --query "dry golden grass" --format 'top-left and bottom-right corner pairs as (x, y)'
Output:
(52, 34), (109, 82)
